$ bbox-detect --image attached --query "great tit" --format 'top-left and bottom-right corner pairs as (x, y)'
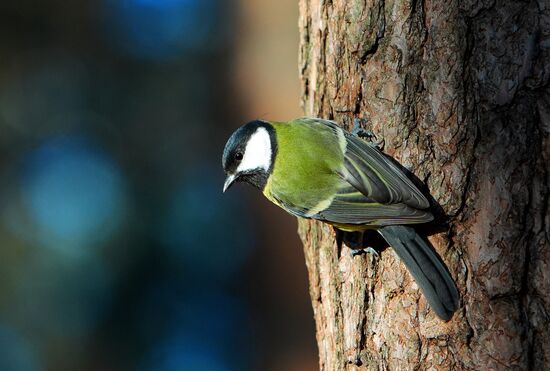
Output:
(222, 117), (459, 320)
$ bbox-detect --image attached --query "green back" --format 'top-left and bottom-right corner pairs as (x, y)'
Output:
(263, 119), (344, 213)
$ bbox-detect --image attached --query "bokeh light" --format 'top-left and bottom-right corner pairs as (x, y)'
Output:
(19, 135), (126, 256)
(101, 0), (225, 60)
(0, 325), (41, 371)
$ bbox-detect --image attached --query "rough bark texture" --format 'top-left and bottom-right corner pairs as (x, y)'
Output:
(297, 0), (550, 369)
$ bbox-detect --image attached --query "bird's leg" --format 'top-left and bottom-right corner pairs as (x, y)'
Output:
(339, 231), (378, 258)
(334, 227), (344, 256)
(343, 230), (381, 258)
(352, 118), (385, 149)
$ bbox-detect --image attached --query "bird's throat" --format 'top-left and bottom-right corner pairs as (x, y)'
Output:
(241, 170), (269, 191)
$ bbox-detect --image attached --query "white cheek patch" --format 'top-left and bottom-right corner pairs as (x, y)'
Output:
(237, 127), (272, 172)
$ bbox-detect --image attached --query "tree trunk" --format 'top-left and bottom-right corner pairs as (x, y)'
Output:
(297, 0), (549, 369)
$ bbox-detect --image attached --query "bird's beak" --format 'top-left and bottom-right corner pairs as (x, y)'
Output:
(223, 174), (237, 193)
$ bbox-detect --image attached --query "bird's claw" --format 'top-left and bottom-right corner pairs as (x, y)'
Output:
(349, 247), (380, 258)
(352, 118), (384, 149)
(352, 118), (376, 139)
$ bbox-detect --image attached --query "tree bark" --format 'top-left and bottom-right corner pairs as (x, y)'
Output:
(297, 0), (549, 369)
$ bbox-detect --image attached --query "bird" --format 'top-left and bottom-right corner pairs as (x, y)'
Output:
(222, 117), (459, 320)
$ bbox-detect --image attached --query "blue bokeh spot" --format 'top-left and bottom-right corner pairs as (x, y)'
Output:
(102, 0), (220, 59)
(21, 135), (126, 251)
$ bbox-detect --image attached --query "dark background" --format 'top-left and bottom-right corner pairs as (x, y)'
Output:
(0, 1), (316, 370)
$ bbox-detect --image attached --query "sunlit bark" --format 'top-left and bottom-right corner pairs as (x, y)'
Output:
(298, 0), (550, 369)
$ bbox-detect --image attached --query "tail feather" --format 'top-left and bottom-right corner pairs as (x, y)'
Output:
(378, 225), (459, 320)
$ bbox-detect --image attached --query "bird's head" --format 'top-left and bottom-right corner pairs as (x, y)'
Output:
(222, 120), (277, 192)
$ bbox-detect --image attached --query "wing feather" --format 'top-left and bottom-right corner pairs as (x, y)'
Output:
(315, 199), (433, 226)
(342, 134), (430, 209)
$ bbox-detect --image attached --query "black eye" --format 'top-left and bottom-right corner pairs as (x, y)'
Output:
(235, 152), (243, 160)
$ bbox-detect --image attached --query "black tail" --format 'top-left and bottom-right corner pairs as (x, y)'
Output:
(378, 225), (459, 320)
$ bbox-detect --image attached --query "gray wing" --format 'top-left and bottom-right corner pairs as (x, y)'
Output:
(311, 121), (433, 226)
(341, 134), (430, 209)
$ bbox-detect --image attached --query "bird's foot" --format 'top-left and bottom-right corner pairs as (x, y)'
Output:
(352, 118), (376, 139)
(349, 246), (380, 258)
(352, 118), (384, 149)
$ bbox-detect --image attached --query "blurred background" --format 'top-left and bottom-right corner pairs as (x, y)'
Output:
(0, 1), (316, 370)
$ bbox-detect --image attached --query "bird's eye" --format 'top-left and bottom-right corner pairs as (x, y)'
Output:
(235, 152), (243, 160)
